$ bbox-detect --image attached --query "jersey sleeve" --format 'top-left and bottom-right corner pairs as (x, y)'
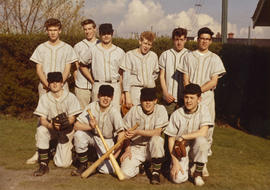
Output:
(33, 94), (49, 118)
(158, 51), (166, 70)
(153, 53), (160, 80)
(177, 53), (189, 74)
(199, 105), (214, 128)
(164, 111), (179, 137)
(154, 105), (169, 129)
(76, 105), (91, 125)
(67, 93), (82, 117)
(121, 53), (132, 91)
(80, 47), (93, 66)
(123, 106), (136, 130)
(210, 54), (226, 78)
(111, 109), (125, 133)
(66, 45), (78, 64)
(30, 46), (43, 65)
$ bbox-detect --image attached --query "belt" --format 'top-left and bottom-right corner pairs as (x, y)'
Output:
(94, 80), (119, 83)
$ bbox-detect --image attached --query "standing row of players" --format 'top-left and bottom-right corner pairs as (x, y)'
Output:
(27, 18), (226, 186)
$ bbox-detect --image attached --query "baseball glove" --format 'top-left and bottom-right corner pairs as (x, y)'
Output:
(174, 140), (187, 159)
(52, 113), (72, 144)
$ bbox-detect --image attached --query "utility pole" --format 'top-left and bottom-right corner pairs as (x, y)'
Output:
(221, 0), (228, 43)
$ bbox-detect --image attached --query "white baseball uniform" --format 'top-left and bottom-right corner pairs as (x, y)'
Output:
(74, 39), (99, 108)
(159, 48), (189, 102)
(120, 49), (159, 105)
(177, 50), (226, 149)
(120, 104), (168, 178)
(74, 101), (125, 174)
(33, 90), (81, 168)
(80, 43), (125, 109)
(30, 41), (78, 97)
(164, 105), (214, 183)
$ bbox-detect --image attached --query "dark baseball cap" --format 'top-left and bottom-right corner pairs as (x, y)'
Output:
(140, 88), (157, 101)
(98, 85), (114, 97)
(99, 23), (114, 35)
(47, 72), (63, 83)
(183, 83), (202, 96)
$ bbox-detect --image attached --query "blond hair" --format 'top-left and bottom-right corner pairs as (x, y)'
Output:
(140, 31), (156, 42)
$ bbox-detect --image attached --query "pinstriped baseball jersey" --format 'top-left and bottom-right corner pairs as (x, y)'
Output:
(74, 39), (98, 89)
(159, 48), (189, 101)
(177, 50), (226, 86)
(123, 104), (168, 145)
(120, 49), (159, 92)
(164, 105), (213, 139)
(77, 101), (124, 139)
(80, 43), (125, 81)
(30, 41), (78, 76)
(33, 90), (81, 120)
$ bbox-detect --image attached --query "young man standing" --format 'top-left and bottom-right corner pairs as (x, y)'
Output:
(159, 27), (189, 116)
(32, 72), (81, 176)
(120, 31), (159, 107)
(80, 23), (125, 110)
(177, 27), (226, 158)
(27, 18), (78, 165)
(165, 83), (213, 186)
(73, 19), (99, 109)
(71, 85), (125, 176)
(120, 88), (168, 185)
(30, 18), (78, 97)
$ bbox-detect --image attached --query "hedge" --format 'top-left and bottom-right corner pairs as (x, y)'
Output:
(0, 34), (269, 137)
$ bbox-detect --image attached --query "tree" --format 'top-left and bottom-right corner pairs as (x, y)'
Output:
(0, 0), (85, 34)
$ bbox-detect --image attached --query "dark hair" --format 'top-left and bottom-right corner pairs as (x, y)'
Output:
(183, 83), (202, 97)
(172, 27), (187, 39)
(98, 85), (114, 97)
(140, 88), (157, 101)
(81, 19), (96, 28)
(44, 18), (61, 29)
(197, 27), (214, 38)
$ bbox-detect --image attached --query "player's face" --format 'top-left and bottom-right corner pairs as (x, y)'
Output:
(173, 35), (187, 52)
(198, 33), (212, 52)
(139, 38), (152, 55)
(49, 81), (63, 93)
(99, 95), (113, 109)
(184, 94), (201, 113)
(141, 99), (157, 114)
(83, 24), (96, 41)
(100, 33), (113, 45)
(47, 26), (61, 42)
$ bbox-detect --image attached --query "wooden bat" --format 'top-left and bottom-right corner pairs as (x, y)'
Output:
(86, 109), (125, 180)
(81, 123), (138, 179)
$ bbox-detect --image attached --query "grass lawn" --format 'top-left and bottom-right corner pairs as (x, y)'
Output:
(0, 116), (270, 190)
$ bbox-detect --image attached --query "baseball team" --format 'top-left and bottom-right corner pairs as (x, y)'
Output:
(27, 18), (226, 186)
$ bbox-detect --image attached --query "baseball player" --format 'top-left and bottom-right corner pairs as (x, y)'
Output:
(71, 85), (125, 176)
(120, 31), (159, 107)
(80, 23), (125, 110)
(73, 19), (99, 109)
(164, 83), (213, 186)
(120, 88), (168, 184)
(177, 27), (226, 161)
(32, 72), (81, 176)
(27, 18), (78, 165)
(159, 27), (189, 116)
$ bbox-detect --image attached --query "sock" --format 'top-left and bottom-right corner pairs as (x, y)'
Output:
(38, 148), (49, 165)
(151, 157), (164, 174)
(78, 151), (88, 165)
(194, 162), (204, 177)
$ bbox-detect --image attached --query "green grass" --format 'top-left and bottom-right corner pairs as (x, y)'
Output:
(0, 116), (270, 190)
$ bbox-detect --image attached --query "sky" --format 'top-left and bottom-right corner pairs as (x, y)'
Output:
(83, 0), (270, 39)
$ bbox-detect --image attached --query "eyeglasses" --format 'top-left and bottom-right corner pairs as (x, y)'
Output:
(199, 37), (211, 41)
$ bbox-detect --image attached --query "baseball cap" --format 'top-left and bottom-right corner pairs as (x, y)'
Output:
(98, 85), (114, 97)
(47, 72), (63, 83)
(140, 88), (157, 101)
(99, 23), (114, 35)
(183, 83), (202, 95)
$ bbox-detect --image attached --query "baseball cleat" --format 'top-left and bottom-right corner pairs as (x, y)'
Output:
(26, 151), (38, 165)
(194, 176), (205, 186)
(33, 163), (49, 176)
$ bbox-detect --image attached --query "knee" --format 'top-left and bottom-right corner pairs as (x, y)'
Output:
(121, 162), (139, 179)
(172, 172), (188, 184)
(36, 125), (49, 136)
(194, 136), (209, 151)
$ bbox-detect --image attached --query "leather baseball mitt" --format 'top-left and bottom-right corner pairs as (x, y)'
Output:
(174, 140), (187, 159)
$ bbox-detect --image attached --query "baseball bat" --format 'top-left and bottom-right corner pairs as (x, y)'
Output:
(86, 109), (125, 180)
(81, 123), (138, 179)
